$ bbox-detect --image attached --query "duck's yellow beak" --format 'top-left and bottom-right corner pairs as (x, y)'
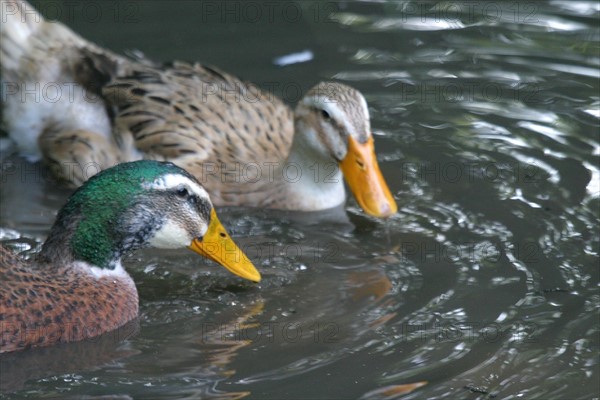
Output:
(189, 209), (261, 282)
(340, 136), (397, 218)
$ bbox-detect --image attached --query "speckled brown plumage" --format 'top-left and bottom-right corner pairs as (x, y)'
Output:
(0, 159), (262, 353)
(103, 60), (296, 207)
(0, 244), (138, 353)
(2, 0), (395, 214)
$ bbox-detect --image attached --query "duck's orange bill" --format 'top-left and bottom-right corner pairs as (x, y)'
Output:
(340, 136), (397, 218)
(189, 209), (261, 282)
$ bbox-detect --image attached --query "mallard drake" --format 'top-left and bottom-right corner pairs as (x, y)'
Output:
(0, 160), (261, 353)
(0, 0), (397, 217)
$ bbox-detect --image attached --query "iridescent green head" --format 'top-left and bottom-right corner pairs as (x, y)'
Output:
(39, 161), (261, 282)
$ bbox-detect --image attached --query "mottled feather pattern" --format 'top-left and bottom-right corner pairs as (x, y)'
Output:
(1, 0), (382, 212)
(105, 61), (293, 164)
(102, 61), (295, 205)
(0, 244), (138, 353)
(0, 160), (221, 353)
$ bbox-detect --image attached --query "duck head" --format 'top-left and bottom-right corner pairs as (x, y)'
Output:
(294, 82), (397, 218)
(39, 160), (261, 282)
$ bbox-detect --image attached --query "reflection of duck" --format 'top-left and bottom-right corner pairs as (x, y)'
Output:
(185, 301), (266, 399)
(0, 0), (397, 217)
(0, 319), (139, 392)
(0, 160), (260, 353)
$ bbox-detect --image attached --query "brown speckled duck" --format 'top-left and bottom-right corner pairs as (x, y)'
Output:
(0, 0), (396, 217)
(0, 160), (261, 353)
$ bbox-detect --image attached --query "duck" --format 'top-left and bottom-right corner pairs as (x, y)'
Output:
(0, 0), (397, 218)
(0, 160), (261, 353)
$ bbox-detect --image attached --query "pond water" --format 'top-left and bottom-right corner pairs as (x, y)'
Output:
(1, 1), (598, 399)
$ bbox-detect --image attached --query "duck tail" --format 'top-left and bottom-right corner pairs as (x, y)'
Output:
(1, 0), (127, 94)
(0, 0), (89, 74)
(1, 0), (127, 163)
(0, 0), (42, 72)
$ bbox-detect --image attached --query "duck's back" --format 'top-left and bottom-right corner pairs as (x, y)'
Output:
(103, 61), (295, 204)
(1, 0), (296, 205)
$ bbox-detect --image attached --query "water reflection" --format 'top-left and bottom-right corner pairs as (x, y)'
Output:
(1, 0), (599, 398)
(0, 320), (140, 393)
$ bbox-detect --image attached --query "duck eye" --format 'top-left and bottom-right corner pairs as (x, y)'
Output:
(321, 109), (331, 120)
(176, 186), (189, 198)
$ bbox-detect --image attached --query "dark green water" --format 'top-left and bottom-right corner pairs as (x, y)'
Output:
(1, 1), (598, 399)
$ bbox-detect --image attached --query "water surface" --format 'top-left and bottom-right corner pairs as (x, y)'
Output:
(1, 1), (598, 399)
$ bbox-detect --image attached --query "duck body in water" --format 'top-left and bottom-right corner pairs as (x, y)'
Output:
(0, 160), (261, 353)
(0, 0), (397, 217)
